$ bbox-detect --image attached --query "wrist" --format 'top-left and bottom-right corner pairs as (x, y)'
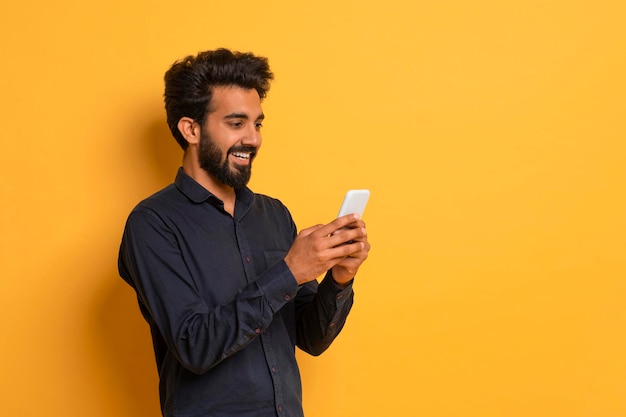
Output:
(330, 269), (353, 287)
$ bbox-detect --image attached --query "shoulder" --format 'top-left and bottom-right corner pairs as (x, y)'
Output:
(253, 192), (287, 209)
(251, 192), (292, 217)
(127, 183), (186, 222)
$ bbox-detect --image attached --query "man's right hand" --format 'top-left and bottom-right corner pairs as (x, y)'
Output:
(284, 214), (367, 285)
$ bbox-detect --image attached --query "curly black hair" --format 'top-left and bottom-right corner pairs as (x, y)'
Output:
(163, 48), (274, 150)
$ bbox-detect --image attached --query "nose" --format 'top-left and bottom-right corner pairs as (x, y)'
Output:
(242, 123), (262, 148)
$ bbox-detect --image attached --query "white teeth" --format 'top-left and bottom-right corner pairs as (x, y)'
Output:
(232, 152), (251, 159)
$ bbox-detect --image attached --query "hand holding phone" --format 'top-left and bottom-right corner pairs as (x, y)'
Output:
(332, 190), (371, 282)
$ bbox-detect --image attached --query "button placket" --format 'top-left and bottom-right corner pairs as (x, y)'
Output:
(233, 222), (255, 284)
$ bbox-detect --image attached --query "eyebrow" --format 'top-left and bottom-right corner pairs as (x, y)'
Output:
(224, 112), (265, 121)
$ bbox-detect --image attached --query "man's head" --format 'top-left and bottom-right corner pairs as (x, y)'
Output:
(164, 48), (274, 150)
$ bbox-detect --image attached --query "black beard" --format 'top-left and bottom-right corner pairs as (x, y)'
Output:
(198, 130), (254, 189)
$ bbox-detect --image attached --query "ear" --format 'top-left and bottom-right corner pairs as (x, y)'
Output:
(177, 117), (201, 146)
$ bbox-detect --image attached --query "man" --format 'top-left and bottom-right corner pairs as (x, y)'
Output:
(118, 48), (370, 417)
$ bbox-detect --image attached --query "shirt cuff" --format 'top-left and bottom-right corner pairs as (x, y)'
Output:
(318, 271), (354, 309)
(255, 259), (300, 314)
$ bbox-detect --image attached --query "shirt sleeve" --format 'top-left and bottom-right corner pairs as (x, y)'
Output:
(119, 208), (300, 375)
(294, 270), (355, 356)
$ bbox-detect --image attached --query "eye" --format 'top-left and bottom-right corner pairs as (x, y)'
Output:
(229, 121), (243, 128)
(255, 122), (263, 130)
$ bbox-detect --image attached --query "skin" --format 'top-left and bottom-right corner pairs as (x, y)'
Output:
(177, 85), (370, 287)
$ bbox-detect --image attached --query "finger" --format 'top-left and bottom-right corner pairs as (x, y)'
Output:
(330, 220), (366, 239)
(347, 241), (370, 258)
(336, 257), (363, 271)
(326, 240), (367, 262)
(337, 244), (369, 266)
(332, 225), (367, 240)
(315, 214), (362, 237)
(338, 239), (370, 262)
(329, 226), (367, 247)
(297, 224), (325, 238)
(338, 218), (367, 229)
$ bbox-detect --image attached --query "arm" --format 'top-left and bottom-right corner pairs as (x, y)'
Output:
(294, 271), (354, 355)
(285, 214), (370, 355)
(119, 209), (298, 375)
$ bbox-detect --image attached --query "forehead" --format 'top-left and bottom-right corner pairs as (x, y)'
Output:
(207, 85), (262, 116)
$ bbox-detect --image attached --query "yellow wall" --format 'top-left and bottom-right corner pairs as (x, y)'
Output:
(2, 1), (625, 416)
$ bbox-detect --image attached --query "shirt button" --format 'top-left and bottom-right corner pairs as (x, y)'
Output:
(277, 405), (283, 412)
(329, 322), (336, 328)
(284, 294), (291, 301)
(255, 328), (261, 334)
(337, 294), (344, 300)
(271, 366), (277, 373)
(245, 256), (251, 263)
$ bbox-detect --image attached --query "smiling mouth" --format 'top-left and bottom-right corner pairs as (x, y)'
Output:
(231, 151), (252, 160)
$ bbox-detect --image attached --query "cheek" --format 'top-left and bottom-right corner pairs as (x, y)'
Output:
(207, 128), (236, 150)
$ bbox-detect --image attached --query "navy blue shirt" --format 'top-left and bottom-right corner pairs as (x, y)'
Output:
(118, 168), (354, 417)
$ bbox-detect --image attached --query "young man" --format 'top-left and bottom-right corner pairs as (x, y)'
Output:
(118, 48), (370, 417)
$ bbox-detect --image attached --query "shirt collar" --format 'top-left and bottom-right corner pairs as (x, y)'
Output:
(174, 167), (255, 211)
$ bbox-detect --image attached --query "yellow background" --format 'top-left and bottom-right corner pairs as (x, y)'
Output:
(2, 1), (625, 416)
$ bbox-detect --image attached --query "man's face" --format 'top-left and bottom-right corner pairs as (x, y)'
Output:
(198, 86), (264, 189)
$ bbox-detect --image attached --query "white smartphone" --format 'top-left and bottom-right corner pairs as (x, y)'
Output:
(337, 189), (370, 218)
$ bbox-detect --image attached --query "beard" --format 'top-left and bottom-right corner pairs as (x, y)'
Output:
(198, 129), (255, 189)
